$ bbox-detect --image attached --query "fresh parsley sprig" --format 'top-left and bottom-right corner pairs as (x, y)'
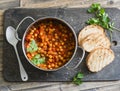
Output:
(87, 3), (120, 40)
(73, 72), (84, 85)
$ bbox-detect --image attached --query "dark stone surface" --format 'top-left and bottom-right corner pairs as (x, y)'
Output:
(3, 8), (120, 81)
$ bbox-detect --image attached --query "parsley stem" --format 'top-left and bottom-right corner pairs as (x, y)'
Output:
(112, 27), (120, 32)
(110, 31), (112, 42)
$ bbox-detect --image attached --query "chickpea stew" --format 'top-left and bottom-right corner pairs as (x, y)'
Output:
(24, 19), (76, 70)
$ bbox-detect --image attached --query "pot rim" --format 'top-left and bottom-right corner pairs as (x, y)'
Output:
(22, 16), (77, 71)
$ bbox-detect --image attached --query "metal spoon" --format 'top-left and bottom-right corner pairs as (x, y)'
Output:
(6, 26), (28, 81)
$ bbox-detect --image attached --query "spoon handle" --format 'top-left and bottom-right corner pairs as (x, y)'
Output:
(14, 45), (28, 81)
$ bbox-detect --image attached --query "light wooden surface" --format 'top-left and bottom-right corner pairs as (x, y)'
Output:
(0, 0), (120, 91)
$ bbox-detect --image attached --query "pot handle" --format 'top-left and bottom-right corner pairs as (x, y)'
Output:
(15, 16), (35, 41)
(66, 46), (85, 70)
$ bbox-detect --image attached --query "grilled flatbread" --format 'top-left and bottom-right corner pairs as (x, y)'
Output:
(78, 25), (104, 45)
(86, 48), (115, 72)
(81, 34), (111, 52)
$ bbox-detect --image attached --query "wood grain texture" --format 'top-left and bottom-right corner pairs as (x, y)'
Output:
(0, 0), (19, 9)
(0, 55), (3, 72)
(0, 0), (120, 91)
(9, 82), (60, 91)
(95, 84), (120, 91)
(86, 84), (120, 91)
(0, 35), (3, 72)
(20, 0), (120, 8)
(60, 81), (120, 91)
(0, 10), (4, 16)
(0, 80), (120, 91)
(0, 26), (3, 35)
(0, 11), (4, 35)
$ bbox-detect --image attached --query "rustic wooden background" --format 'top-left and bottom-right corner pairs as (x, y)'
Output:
(0, 0), (120, 91)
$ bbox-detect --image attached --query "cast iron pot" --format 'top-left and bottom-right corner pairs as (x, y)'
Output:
(15, 16), (85, 71)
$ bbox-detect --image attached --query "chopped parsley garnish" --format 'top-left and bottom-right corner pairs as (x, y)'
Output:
(27, 39), (38, 53)
(31, 54), (45, 65)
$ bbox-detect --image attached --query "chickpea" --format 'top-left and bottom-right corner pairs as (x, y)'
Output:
(41, 54), (45, 57)
(58, 52), (61, 54)
(58, 55), (61, 58)
(48, 51), (53, 55)
(62, 34), (65, 37)
(52, 45), (55, 48)
(64, 30), (67, 33)
(51, 63), (55, 68)
(60, 57), (63, 60)
(49, 59), (53, 62)
(61, 42), (64, 45)
(31, 29), (34, 33)
(65, 35), (68, 38)
(30, 38), (33, 41)
(55, 64), (59, 68)
(49, 55), (53, 59)
(63, 54), (67, 57)
(49, 68), (53, 70)
(60, 48), (63, 51)
(49, 43), (52, 47)
(46, 28), (48, 31)
(30, 32), (33, 35)
(53, 28), (55, 31)
(43, 51), (47, 55)
(44, 42), (47, 46)
(59, 46), (62, 49)
(52, 38), (55, 41)
(45, 38), (49, 41)
(64, 38), (67, 41)
(68, 52), (71, 55)
(38, 47), (41, 50)
(34, 33), (37, 37)
(40, 43), (44, 47)
(57, 48), (59, 51)
(47, 65), (51, 69)
(63, 46), (66, 48)
(49, 48), (52, 51)
(62, 59), (66, 63)
(31, 53), (35, 57)
(58, 62), (62, 66)
(55, 42), (58, 45)
(36, 64), (40, 67)
(53, 52), (57, 55)
(40, 32), (43, 36)
(55, 36), (58, 39)
(33, 28), (36, 30)
(32, 35), (34, 38)
(55, 33), (57, 36)
(43, 46), (47, 50)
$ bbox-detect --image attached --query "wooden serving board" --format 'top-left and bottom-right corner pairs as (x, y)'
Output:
(3, 8), (120, 81)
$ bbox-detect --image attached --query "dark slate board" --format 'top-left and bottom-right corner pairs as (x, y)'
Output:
(3, 8), (120, 82)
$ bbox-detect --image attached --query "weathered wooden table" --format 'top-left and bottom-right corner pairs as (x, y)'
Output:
(0, 0), (120, 91)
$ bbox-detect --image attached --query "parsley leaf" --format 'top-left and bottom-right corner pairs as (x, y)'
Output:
(87, 3), (101, 13)
(73, 72), (84, 85)
(27, 39), (38, 53)
(87, 18), (100, 24)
